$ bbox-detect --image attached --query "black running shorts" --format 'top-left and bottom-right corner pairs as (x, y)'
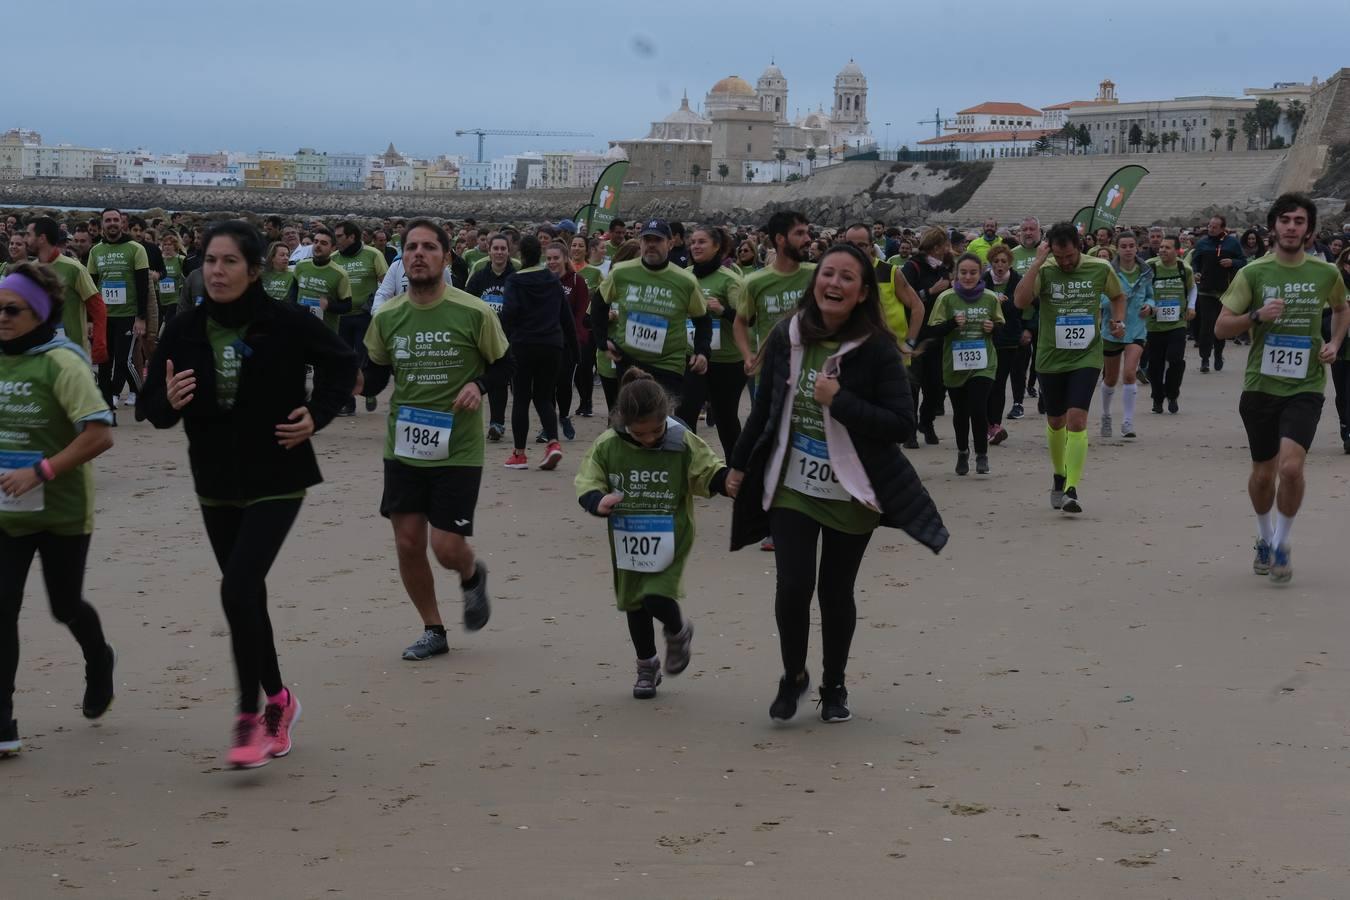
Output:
(1238, 390), (1323, 462)
(381, 460), (483, 535)
(1037, 367), (1100, 418)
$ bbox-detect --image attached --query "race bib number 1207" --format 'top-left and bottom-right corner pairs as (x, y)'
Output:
(611, 514), (675, 572)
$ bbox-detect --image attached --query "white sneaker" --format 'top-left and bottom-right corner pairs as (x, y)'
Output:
(127, 392), (137, 406)
(1100, 415), (1112, 438)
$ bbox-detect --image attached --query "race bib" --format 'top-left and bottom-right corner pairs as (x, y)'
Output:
(0, 450), (44, 513)
(951, 339), (987, 372)
(1055, 315), (1094, 350)
(158, 277), (176, 296)
(784, 432), (852, 502)
(1154, 301), (1180, 323)
(299, 297), (324, 319)
(626, 311), (668, 353)
(1260, 334), (1311, 380)
(482, 291), (503, 314)
(611, 513), (675, 573)
(394, 406), (454, 461)
(685, 319), (722, 351)
(103, 280), (127, 306)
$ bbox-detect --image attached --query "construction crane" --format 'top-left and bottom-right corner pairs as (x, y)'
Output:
(916, 108), (953, 140)
(455, 129), (595, 163)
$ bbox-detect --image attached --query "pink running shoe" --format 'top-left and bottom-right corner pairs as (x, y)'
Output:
(262, 689), (302, 758)
(504, 450), (529, 469)
(227, 713), (273, 769)
(539, 440), (563, 470)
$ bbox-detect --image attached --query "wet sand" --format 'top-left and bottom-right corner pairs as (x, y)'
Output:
(3, 344), (1349, 899)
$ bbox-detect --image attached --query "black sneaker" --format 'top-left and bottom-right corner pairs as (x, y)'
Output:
(975, 453), (990, 475)
(1008, 403), (1025, 420)
(1037, 397), (1045, 415)
(487, 422), (504, 442)
(1061, 487), (1082, 514)
(817, 684), (852, 723)
(338, 397), (356, 417)
(769, 672), (810, 721)
(535, 429), (548, 444)
(1025, 384), (1038, 399)
(82, 644), (115, 720)
(560, 416), (576, 441)
(364, 395), (378, 413)
(923, 425), (940, 445)
(1136, 369), (1150, 385)
(0, 719), (19, 756)
(462, 561), (490, 631)
(1151, 400), (1164, 414)
(1200, 359), (1210, 373)
(1214, 355), (1224, 372)
(1168, 398), (1179, 414)
(903, 436), (919, 450)
(955, 452), (969, 476)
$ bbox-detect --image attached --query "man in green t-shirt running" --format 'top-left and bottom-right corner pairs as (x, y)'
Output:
(733, 210), (815, 369)
(1014, 222), (1126, 515)
(332, 221), (390, 415)
(359, 219), (513, 661)
(86, 207), (151, 411)
(1215, 193), (1349, 584)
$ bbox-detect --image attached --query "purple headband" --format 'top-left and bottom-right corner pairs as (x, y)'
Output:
(0, 272), (52, 323)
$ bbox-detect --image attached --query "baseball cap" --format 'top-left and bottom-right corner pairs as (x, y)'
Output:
(555, 218), (578, 234)
(638, 219), (672, 239)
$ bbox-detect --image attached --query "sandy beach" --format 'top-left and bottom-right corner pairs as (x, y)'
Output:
(3, 345), (1349, 899)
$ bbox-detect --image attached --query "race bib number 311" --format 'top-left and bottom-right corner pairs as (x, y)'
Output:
(394, 406), (454, 461)
(611, 514), (675, 573)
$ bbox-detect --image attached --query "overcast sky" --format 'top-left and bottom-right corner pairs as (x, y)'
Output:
(8, 0), (1345, 160)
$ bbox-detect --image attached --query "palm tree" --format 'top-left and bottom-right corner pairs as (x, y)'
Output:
(1060, 123), (1078, 154)
(774, 147), (787, 181)
(1241, 112), (1259, 150)
(717, 163), (729, 181)
(1145, 131), (1160, 153)
(1209, 127), (1222, 151)
(1254, 98), (1281, 148)
(805, 147), (816, 172)
(1225, 127), (1238, 151)
(1286, 99), (1306, 144)
(1167, 130), (1182, 152)
(1128, 123), (1143, 152)
(1075, 125), (1092, 154)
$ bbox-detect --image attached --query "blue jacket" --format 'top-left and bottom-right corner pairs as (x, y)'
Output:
(1191, 233), (1246, 295)
(1102, 259), (1153, 344)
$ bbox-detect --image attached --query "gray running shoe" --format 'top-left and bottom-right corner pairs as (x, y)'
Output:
(1252, 539), (1272, 575)
(664, 619), (694, 675)
(402, 628), (449, 661)
(1061, 487), (1082, 514)
(1050, 474), (1066, 510)
(1100, 414), (1112, 438)
(1269, 544), (1292, 584)
(463, 561), (490, 631)
(633, 656), (662, 699)
(1121, 421), (1136, 439)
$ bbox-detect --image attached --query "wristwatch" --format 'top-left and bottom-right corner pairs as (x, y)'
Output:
(1248, 309), (1261, 324)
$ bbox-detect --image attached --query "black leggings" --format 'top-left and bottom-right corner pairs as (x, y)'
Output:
(625, 595), (684, 659)
(512, 344), (562, 449)
(201, 499), (301, 715)
(488, 381), (509, 427)
(674, 361), (747, 454)
(0, 531), (107, 722)
(987, 344), (1023, 425)
(1146, 329), (1187, 402)
(599, 373), (618, 412)
(912, 343), (945, 427)
(554, 346), (578, 419)
(1196, 293), (1226, 363)
(769, 506), (872, 688)
(573, 345), (596, 414)
(948, 376), (993, 453)
(97, 316), (137, 404)
(338, 311), (372, 368)
(1332, 358), (1350, 435)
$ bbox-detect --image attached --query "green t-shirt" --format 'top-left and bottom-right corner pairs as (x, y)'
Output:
(364, 287), (510, 468)
(928, 288), (1004, 386)
(600, 259), (707, 376)
(463, 248), (487, 269)
(205, 319), (247, 410)
(885, 254), (911, 267)
(158, 255), (183, 308)
(47, 254), (98, 353)
(740, 263), (815, 351)
(1011, 245), (1038, 277)
(0, 343), (111, 537)
(693, 266), (745, 365)
(1220, 252), (1348, 397)
(1029, 254), (1124, 374)
(87, 239), (150, 318)
(573, 421), (725, 610)
(293, 258), (352, 331)
(1146, 261), (1193, 333)
(330, 245), (389, 313)
(771, 341), (880, 535)
(577, 264), (603, 296)
(261, 269), (295, 302)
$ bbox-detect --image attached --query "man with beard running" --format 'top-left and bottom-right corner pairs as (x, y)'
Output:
(87, 208), (150, 413)
(359, 220), (512, 660)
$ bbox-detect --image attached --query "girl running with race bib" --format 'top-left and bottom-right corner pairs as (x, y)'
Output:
(574, 368), (734, 700)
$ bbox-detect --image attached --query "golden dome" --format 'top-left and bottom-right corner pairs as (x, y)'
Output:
(710, 75), (755, 97)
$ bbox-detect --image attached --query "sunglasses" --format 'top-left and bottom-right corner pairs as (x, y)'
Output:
(0, 304), (31, 318)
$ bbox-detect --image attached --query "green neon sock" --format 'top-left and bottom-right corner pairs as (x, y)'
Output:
(1046, 425), (1067, 477)
(1065, 429), (1089, 489)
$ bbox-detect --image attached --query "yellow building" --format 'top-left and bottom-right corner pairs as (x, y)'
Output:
(245, 158), (296, 190)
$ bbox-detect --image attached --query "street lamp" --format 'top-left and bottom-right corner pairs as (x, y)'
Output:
(885, 122), (890, 157)
(1012, 129), (1019, 158)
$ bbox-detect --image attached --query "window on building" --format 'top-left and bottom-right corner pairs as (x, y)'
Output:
(746, 143), (752, 153)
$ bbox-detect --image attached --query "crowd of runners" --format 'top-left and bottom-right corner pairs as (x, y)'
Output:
(0, 191), (1346, 766)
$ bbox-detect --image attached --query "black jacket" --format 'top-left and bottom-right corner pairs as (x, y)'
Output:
(138, 284), (358, 501)
(465, 261), (514, 300)
(728, 318), (948, 553)
(501, 267), (579, 355)
(1191, 233), (1246, 295)
(901, 254), (953, 338)
(982, 269), (1028, 347)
